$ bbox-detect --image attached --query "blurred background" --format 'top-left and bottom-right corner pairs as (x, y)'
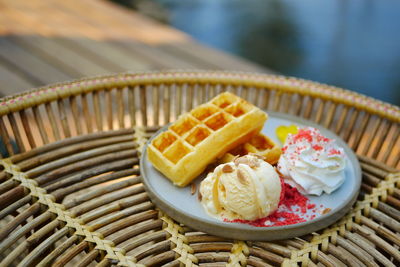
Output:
(112, 0), (400, 106)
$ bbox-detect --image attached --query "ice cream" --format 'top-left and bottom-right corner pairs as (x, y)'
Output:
(277, 127), (346, 196)
(199, 155), (281, 221)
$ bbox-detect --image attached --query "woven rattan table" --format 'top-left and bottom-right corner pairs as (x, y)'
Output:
(0, 71), (399, 266)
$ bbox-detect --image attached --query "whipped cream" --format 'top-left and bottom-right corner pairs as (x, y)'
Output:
(200, 155), (281, 221)
(277, 127), (346, 196)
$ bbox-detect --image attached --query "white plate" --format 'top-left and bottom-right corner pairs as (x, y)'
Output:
(140, 112), (361, 240)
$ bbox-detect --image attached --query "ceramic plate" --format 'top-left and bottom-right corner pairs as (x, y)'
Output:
(140, 112), (361, 240)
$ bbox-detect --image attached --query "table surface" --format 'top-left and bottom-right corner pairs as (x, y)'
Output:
(0, 0), (272, 98)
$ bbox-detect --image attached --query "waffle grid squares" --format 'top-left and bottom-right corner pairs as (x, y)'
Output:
(151, 95), (252, 165)
(147, 92), (268, 186)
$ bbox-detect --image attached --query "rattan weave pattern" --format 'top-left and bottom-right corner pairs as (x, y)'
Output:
(0, 71), (399, 266)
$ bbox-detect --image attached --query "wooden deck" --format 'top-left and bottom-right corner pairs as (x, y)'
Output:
(0, 0), (271, 98)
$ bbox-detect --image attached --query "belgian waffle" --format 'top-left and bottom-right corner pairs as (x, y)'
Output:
(219, 132), (282, 165)
(147, 92), (267, 187)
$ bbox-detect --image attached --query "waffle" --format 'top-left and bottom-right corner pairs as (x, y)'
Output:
(219, 133), (282, 165)
(147, 92), (267, 187)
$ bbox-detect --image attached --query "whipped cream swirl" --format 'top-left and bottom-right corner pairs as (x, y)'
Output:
(277, 127), (345, 196)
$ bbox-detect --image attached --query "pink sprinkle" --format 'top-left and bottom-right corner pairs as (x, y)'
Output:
(329, 149), (341, 155)
(312, 145), (323, 151)
(307, 204), (316, 209)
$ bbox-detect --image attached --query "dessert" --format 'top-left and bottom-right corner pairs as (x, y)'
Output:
(199, 155), (281, 221)
(147, 92), (267, 187)
(219, 132), (282, 165)
(277, 127), (346, 196)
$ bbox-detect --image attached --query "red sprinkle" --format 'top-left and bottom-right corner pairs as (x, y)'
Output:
(307, 204), (316, 209)
(282, 183), (309, 213)
(316, 135), (331, 143)
(224, 183), (319, 227)
(290, 128), (332, 148)
(293, 129), (313, 143)
(312, 145), (323, 151)
(329, 149), (342, 155)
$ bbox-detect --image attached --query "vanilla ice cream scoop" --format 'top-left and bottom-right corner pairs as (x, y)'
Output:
(277, 127), (346, 196)
(199, 155), (281, 221)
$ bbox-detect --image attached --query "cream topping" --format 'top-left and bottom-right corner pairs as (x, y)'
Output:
(277, 127), (346, 196)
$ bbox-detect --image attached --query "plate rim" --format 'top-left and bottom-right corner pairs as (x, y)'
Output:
(140, 111), (362, 240)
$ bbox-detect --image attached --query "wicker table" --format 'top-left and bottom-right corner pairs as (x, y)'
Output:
(0, 71), (399, 266)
